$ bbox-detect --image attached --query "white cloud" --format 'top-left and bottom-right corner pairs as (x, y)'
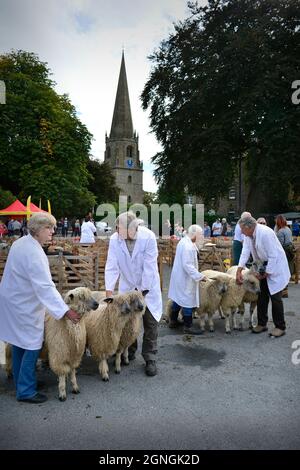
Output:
(0, 0), (207, 193)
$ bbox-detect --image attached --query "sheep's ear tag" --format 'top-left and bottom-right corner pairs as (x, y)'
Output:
(142, 290), (149, 297)
(104, 297), (113, 304)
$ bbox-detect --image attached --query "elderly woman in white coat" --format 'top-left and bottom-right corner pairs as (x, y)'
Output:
(105, 211), (162, 377)
(0, 213), (81, 403)
(236, 214), (290, 337)
(80, 215), (97, 244)
(168, 225), (206, 335)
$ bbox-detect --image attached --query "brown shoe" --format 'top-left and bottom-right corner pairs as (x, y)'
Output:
(269, 328), (285, 338)
(252, 325), (268, 334)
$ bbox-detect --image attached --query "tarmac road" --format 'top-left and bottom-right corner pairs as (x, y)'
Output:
(0, 268), (300, 450)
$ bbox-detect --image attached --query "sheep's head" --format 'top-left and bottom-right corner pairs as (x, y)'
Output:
(129, 289), (147, 314)
(215, 279), (228, 295)
(242, 272), (260, 295)
(103, 293), (131, 316)
(64, 287), (99, 316)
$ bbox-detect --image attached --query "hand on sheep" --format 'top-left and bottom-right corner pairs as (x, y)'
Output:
(65, 309), (81, 324)
(106, 290), (113, 298)
(236, 268), (244, 285)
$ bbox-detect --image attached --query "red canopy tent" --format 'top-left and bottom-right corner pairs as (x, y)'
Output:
(0, 200), (29, 220)
(0, 200), (47, 220)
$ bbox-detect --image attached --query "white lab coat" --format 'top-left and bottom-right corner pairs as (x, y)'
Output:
(105, 226), (162, 321)
(0, 235), (69, 350)
(238, 224), (290, 295)
(80, 221), (96, 243)
(168, 236), (204, 308)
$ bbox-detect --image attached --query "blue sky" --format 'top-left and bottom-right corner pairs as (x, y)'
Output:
(0, 0), (207, 192)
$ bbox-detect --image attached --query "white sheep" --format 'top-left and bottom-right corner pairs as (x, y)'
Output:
(227, 265), (259, 329)
(44, 287), (99, 401)
(84, 292), (137, 381)
(202, 269), (260, 333)
(165, 278), (227, 333)
(114, 290), (147, 374)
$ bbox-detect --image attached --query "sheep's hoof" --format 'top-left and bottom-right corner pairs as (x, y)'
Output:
(233, 327), (239, 330)
(209, 328), (214, 333)
(249, 324), (253, 330)
(225, 330), (231, 334)
(102, 376), (109, 382)
(72, 389), (80, 394)
(59, 396), (66, 402)
(115, 369), (121, 374)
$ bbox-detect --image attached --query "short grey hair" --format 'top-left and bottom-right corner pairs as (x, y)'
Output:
(115, 211), (139, 231)
(238, 215), (257, 229)
(28, 213), (57, 236)
(187, 224), (203, 237)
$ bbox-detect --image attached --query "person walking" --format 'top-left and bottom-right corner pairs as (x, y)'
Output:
(274, 214), (294, 297)
(105, 211), (162, 377)
(236, 214), (290, 338)
(168, 225), (206, 335)
(0, 213), (81, 403)
(232, 211), (252, 265)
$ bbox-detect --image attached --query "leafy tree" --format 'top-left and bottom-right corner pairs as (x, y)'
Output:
(141, 0), (300, 212)
(0, 186), (15, 208)
(87, 159), (119, 206)
(0, 50), (96, 217)
(143, 191), (157, 206)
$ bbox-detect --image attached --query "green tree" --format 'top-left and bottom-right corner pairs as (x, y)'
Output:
(141, 0), (300, 212)
(87, 159), (119, 206)
(0, 50), (96, 217)
(0, 186), (15, 208)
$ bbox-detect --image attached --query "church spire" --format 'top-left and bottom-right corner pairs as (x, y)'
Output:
(110, 52), (133, 139)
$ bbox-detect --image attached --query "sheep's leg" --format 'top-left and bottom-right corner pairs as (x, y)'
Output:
(70, 369), (80, 394)
(249, 301), (257, 329)
(199, 314), (206, 332)
(224, 309), (231, 334)
(232, 308), (239, 330)
(99, 359), (109, 381)
(219, 307), (225, 319)
(207, 313), (214, 332)
(238, 302), (245, 331)
(122, 347), (129, 365)
(58, 375), (67, 401)
(115, 353), (122, 374)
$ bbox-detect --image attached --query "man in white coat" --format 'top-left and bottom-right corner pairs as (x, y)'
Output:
(0, 213), (81, 403)
(236, 214), (290, 337)
(168, 225), (206, 335)
(105, 211), (162, 377)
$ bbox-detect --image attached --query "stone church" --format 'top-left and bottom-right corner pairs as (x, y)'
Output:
(104, 52), (144, 204)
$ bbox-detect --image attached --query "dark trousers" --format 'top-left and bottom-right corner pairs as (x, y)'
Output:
(128, 307), (158, 362)
(232, 240), (242, 266)
(257, 278), (286, 330)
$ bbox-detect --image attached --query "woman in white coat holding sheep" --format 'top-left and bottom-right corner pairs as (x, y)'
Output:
(168, 225), (206, 335)
(105, 211), (162, 377)
(0, 213), (81, 404)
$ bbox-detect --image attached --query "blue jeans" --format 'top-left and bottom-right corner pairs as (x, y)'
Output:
(171, 301), (193, 317)
(12, 345), (40, 400)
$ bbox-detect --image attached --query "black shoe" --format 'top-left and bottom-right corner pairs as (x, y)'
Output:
(145, 360), (157, 377)
(168, 319), (184, 329)
(37, 380), (46, 389)
(18, 393), (48, 404)
(183, 326), (203, 335)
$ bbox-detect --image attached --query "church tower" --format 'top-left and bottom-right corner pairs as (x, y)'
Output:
(105, 52), (143, 204)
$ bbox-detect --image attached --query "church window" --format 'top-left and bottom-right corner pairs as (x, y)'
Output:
(106, 147), (111, 159)
(127, 146), (133, 158)
(128, 175), (132, 183)
(128, 195), (132, 203)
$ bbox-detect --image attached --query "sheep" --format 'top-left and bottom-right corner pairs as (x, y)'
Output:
(165, 278), (227, 333)
(84, 292), (136, 382)
(5, 287), (99, 401)
(227, 265), (259, 329)
(90, 290), (107, 304)
(202, 269), (260, 333)
(114, 290), (147, 374)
